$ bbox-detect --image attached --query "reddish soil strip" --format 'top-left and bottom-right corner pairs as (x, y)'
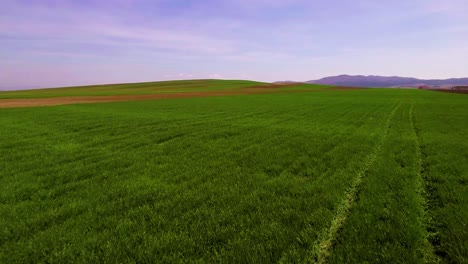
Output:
(433, 89), (468, 94)
(330, 86), (367, 90)
(0, 88), (314, 109)
(247, 83), (305, 89)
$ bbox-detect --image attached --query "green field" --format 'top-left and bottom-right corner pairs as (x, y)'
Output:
(1, 80), (467, 263)
(0, 80), (273, 99)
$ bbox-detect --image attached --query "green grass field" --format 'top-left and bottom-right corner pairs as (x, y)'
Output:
(0, 80), (266, 99)
(1, 80), (467, 263)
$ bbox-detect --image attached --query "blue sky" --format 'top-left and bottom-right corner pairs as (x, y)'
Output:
(1, 0), (468, 89)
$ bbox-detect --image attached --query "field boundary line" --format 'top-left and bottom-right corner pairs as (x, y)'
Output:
(314, 102), (401, 264)
(409, 104), (440, 263)
(0, 88), (321, 108)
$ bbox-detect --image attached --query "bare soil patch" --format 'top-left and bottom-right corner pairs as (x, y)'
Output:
(330, 86), (366, 90)
(434, 89), (468, 94)
(246, 83), (304, 89)
(0, 88), (313, 108)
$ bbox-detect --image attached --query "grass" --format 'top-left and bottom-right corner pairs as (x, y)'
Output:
(0, 81), (467, 263)
(414, 92), (468, 262)
(0, 79), (265, 99)
(0, 79), (325, 99)
(328, 101), (436, 263)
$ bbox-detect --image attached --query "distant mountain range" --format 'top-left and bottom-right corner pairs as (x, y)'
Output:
(306, 75), (468, 88)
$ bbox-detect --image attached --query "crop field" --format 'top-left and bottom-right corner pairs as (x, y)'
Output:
(0, 80), (265, 99)
(0, 80), (467, 263)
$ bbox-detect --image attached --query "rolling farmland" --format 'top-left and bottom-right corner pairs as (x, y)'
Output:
(0, 80), (467, 263)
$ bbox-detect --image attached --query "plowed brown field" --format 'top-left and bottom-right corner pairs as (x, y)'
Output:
(0, 86), (308, 108)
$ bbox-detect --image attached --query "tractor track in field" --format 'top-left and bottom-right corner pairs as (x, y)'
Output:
(276, 107), (366, 179)
(314, 101), (401, 264)
(0, 84), (309, 108)
(409, 104), (441, 263)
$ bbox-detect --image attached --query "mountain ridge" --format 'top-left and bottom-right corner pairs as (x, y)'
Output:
(306, 75), (468, 88)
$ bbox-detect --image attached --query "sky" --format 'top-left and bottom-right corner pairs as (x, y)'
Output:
(1, 0), (468, 89)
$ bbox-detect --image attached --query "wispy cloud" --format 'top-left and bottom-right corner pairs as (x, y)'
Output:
(0, 3), (239, 54)
(1, 0), (468, 89)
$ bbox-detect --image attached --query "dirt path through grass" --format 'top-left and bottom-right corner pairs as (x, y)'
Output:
(326, 101), (442, 263)
(315, 102), (401, 263)
(409, 104), (439, 263)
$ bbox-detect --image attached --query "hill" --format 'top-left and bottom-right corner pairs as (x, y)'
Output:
(0, 80), (266, 99)
(307, 75), (468, 88)
(0, 79), (325, 108)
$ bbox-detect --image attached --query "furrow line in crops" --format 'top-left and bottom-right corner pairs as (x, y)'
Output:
(277, 104), (391, 262)
(275, 105), (373, 179)
(268, 104), (382, 191)
(286, 104), (384, 180)
(410, 104), (442, 263)
(314, 101), (401, 264)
